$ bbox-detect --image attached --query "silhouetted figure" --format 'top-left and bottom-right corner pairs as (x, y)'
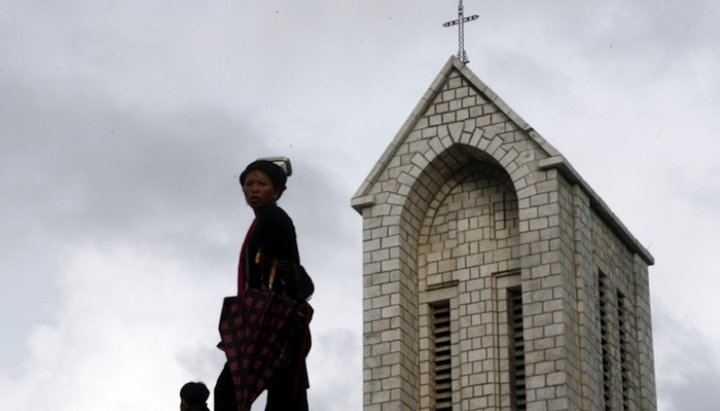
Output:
(180, 381), (210, 411)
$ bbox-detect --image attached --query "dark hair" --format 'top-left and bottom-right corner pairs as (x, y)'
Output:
(180, 381), (210, 405)
(239, 160), (288, 193)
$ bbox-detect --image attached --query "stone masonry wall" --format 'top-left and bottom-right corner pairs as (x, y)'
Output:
(416, 161), (520, 409)
(359, 67), (583, 410)
(590, 211), (656, 411)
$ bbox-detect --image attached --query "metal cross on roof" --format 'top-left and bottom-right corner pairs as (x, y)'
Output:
(442, 0), (479, 63)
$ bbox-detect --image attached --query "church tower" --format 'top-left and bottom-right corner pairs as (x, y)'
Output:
(351, 57), (656, 410)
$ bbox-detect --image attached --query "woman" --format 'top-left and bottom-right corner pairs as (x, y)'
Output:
(215, 159), (310, 411)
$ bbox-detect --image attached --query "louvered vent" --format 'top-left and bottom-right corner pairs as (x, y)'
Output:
(617, 290), (630, 411)
(599, 273), (612, 410)
(432, 301), (453, 411)
(508, 286), (527, 410)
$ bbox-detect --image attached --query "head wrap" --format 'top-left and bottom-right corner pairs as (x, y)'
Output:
(239, 160), (288, 192)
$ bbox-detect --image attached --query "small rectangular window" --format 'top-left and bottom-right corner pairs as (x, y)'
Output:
(507, 286), (527, 410)
(431, 301), (453, 411)
(599, 273), (612, 411)
(617, 290), (630, 411)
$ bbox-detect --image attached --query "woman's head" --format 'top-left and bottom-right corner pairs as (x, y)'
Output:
(239, 160), (288, 211)
(240, 160), (288, 191)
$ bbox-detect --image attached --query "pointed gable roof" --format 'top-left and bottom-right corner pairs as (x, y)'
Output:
(352, 56), (562, 204)
(352, 56), (653, 265)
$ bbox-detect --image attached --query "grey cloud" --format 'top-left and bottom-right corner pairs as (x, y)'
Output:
(654, 303), (720, 411)
(1, 74), (247, 251)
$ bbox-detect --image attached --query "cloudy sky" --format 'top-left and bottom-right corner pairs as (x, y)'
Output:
(1, 1), (718, 410)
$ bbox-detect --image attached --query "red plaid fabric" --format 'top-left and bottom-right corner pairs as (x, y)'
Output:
(219, 288), (306, 411)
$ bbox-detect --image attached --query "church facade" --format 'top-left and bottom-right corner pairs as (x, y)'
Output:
(351, 57), (656, 410)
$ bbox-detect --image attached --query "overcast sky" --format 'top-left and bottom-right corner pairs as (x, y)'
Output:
(1, 1), (719, 410)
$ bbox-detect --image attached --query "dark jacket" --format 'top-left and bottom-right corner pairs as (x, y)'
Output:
(243, 203), (310, 389)
(244, 204), (301, 298)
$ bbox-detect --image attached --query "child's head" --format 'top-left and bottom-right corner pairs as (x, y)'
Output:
(179, 381), (210, 410)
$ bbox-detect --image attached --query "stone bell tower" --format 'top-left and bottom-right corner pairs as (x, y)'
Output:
(351, 56), (656, 410)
